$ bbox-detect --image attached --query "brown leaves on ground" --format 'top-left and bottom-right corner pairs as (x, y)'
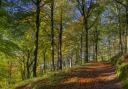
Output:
(28, 63), (123, 89)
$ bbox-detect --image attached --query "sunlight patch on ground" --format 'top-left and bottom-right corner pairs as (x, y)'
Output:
(62, 77), (79, 84)
(97, 73), (117, 81)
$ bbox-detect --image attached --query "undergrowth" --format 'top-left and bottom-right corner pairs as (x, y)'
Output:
(14, 64), (85, 89)
(110, 54), (128, 89)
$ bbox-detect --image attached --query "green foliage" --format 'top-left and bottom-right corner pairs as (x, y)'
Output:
(0, 65), (8, 80)
(0, 37), (19, 56)
(15, 65), (82, 89)
(0, 0), (127, 88)
(110, 52), (123, 65)
(116, 63), (128, 89)
(123, 79), (128, 89)
(112, 54), (128, 89)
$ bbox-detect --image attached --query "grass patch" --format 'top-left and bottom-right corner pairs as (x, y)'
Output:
(14, 77), (45, 89)
(14, 64), (87, 89)
(118, 64), (128, 89)
(114, 60), (128, 89)
(109, 53), (128, 89)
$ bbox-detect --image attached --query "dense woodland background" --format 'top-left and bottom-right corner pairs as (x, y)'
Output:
(0, 0), (127, 88)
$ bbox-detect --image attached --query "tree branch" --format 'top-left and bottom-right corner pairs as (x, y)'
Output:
(31, 0), (37, 5)
(114, 0), (127, 7)
(87, 0), (94, 17)
(88, 15), (99, 29)
(76, 0), (83, 15)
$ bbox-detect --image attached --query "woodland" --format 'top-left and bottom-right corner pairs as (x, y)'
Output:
(0, 0), (128, 89)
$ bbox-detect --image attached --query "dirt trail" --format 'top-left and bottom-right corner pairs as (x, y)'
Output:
(36, 63), (123, 89)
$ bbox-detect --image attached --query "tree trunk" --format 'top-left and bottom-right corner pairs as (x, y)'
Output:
(80, 34), (83, 64)
(0, 0), (1, 8)
(125, 6), (128, 53)
(75, 49), (78, 64)
(26, 50), (30, 79)
(118, 11), (123, 53)
(92, 36), (95, 61)
(81, 0), (89, 63)
(43, 50), (46, 73)
(33, 0), (41, 77)
(26, 63), (30, 79)
(58, 7), (63, 70)
(115, 0), (127, 53)
(51, 0), (55, 71)
(84, 17), (89, 63)
(95, 27), (98, 62)
(8, 61), (12, 84)
(77, 0), (89, 63)
(69, 57), (72, 68)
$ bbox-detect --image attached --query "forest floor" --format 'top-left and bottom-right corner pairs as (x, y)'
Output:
(16, 63), (123, 89)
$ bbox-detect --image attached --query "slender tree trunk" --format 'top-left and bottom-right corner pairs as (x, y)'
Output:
(82, 0), (89, 63)
(69, 57), (72, 68)
(118, 12), (123, 53)
(95, 38), (98, 62)
(0, 0), (1, 8)
(23, 60), (26, 80)
(58, 7), (63, 70)
(8, 61), (12, 84)
(80, 34), (83, 64)
(51, 0), (55, 71)
(26, 63), (30, 79)
(93, 34), (95, 61)
(43, 50), (46, 73)
(108, 39), (112, 59)
(75, 49), (78, 64)
(33, 0), (41, 77)
(125, 6), (128, 53)
(26, 50), (30, 79)
(95, 27), (98, 62)
(84, 18), (89, 63)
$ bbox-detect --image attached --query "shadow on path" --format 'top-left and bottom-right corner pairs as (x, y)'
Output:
(36, 63), (123, 89)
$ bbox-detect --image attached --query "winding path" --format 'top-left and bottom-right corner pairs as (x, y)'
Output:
(38, 63), (123, 89)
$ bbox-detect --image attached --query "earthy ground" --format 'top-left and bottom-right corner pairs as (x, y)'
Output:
(36, 63), (123, 89)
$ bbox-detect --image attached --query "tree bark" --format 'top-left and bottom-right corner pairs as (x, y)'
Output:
(125, 6), (128, 53)
(76, 0), (90, 63)
(114, 0), (128, 53)
(33, 0), (41, 77)
(80, 34), (83, 64)
(43, 49), (46, 73)
(95, 27), (98, 62)
(58, 7), (63, 70)
(118, 9), (123, 53)
(81, 0), (89, 63)
(26, 50), (30, 79)
(51, 0), (55, 71)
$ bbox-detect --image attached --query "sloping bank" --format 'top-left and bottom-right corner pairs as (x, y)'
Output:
(13, 65), (84, 89)
(14, 71), (68, 89)
(110, 52), (128, 89)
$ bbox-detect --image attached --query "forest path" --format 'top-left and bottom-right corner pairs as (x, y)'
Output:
(37, 63), (123, 89)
